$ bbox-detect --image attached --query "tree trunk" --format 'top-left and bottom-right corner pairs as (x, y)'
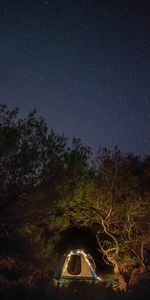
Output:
(140, 241), (146, 271)
(118, 274), (127, 291)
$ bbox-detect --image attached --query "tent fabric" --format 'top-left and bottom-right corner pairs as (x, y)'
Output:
(54, 249), (97, 280)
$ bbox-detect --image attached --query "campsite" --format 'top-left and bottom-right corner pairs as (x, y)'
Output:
(0, 105), (150, 300)
(1, 0), (150, 298)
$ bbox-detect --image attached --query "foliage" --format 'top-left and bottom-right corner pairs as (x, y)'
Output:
(0, 105), (150, 289)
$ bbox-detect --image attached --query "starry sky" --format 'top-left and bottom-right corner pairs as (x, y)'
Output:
(0, 0), (150, 155)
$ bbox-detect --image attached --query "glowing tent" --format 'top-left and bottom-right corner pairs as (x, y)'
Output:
(53, 249), (101, 287)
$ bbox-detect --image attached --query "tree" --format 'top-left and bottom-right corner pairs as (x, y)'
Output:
(51, 137), (93, 228)
(1, 105), (149, 288)
(0, 105), (46, 206)
(90, 147), (150, 288)
(0, 105), (68, 281)
(0, 105), (68, 208)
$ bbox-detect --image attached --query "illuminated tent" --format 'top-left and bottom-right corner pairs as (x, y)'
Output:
(53, 249), (101, 287)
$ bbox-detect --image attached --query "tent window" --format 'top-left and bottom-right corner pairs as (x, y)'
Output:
(67, 254), (81, 275)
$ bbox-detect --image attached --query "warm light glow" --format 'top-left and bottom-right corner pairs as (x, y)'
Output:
(63, 249), (102, 280)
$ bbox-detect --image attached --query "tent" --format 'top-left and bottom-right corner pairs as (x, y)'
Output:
(53, 249), (101, 287)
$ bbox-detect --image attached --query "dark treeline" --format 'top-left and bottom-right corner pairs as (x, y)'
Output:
(0, 104), (150, 297)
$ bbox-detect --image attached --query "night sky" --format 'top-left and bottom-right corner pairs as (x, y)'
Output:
(0, 0), (150, 155)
